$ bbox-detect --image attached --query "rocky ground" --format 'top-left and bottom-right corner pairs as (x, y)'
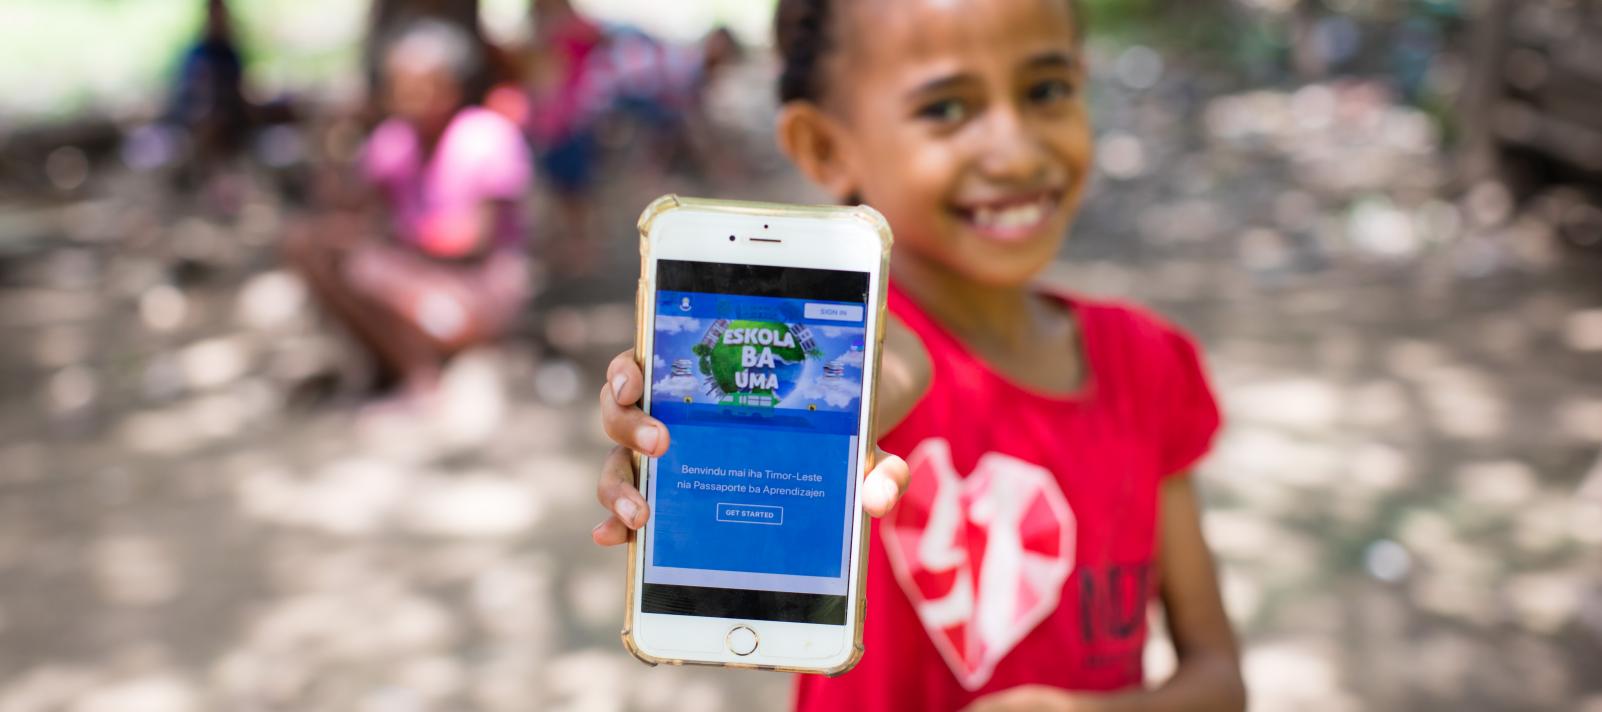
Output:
(2, 54), (1600, 711)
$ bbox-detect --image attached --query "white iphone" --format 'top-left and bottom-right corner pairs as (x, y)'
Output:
(623, 195), (891, 675)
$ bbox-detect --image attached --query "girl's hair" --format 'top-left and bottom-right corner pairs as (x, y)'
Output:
(774, 0), (837, 104)
(775, 0), (1086, 103)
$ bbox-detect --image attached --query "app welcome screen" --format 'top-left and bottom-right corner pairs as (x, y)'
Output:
(644, 287), (868, 594)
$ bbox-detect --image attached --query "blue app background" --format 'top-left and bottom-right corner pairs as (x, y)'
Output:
(648, 290), (867, 579)
(652, 427), (856, 577)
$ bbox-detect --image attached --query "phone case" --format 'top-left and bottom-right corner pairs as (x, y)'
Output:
(622, 194), (893, 675)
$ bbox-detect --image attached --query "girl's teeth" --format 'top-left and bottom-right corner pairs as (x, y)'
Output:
(973, 202), (1045, 230)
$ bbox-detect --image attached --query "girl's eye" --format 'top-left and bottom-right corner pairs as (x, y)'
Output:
(1028, 78), (1075, 106)
(916, 98), (967, 125)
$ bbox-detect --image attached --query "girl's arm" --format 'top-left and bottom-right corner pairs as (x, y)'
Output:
(964, 476), (1246, 712)
(871, 314), (933, 435)
(1096, 474), (1246, 712)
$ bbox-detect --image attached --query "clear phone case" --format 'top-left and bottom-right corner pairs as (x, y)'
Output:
(622, 195), (893, 675)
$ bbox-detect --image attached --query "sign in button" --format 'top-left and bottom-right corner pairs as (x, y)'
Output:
(803, 303), (864, 323)
(716, 502), (784, 526)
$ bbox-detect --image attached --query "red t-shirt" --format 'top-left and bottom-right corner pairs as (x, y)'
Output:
(794, 283), (1221, 712)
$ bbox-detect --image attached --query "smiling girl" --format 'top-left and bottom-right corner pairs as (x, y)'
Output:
(592, 1), (1246, 710)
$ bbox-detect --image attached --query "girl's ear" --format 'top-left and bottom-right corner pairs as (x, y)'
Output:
(776, 102), (858, 201)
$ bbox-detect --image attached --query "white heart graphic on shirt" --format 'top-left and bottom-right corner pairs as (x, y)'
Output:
(881, 438), (1076, 691)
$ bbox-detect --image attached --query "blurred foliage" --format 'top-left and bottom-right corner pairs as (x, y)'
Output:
(1080, 0), (1264, 53)
(1078, 0), (1470, 74)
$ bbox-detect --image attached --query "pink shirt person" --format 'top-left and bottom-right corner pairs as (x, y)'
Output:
(362, 106), (532, 256)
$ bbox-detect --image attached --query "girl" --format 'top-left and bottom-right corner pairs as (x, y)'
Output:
(287, 21), (532, 408)
(592, 1), (1246, 710)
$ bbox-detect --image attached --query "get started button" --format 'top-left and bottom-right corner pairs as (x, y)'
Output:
(716, 503), (784, 525)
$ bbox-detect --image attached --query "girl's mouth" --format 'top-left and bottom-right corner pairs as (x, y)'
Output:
(950, 192), (1062, 243)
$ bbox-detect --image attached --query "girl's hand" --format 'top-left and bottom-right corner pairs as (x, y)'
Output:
(590, 349), (915, 546)
(959, 686), (1094, 712)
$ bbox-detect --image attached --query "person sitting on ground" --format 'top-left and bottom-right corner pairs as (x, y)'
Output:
(285, 20), (533, 411)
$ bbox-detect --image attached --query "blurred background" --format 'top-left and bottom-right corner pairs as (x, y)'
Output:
(2, 0), (1600, 710)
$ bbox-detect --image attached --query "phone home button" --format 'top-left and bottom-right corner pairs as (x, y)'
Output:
(726, 625), (759, 656)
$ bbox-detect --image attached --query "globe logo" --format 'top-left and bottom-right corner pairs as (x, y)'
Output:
(693, 319), (821, 406)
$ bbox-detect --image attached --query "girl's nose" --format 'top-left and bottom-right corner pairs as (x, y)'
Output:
(976, 107), (1049, 184)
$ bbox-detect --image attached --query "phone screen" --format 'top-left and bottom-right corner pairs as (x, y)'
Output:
(641, 259), (871, 625)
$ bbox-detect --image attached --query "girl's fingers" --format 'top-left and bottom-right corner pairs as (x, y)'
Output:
(604, 350), (645, 406)
(597, 445), (650, 530)
(592, 352), (656, 548)
(592, 516), (631, 546)
(861, 452), (910, 518)
(598, 382), (669, 456)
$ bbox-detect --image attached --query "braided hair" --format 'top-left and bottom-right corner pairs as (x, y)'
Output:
(775, 0), (1087, 105)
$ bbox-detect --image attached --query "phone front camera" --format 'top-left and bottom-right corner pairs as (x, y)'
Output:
(728, 235), (736, 242)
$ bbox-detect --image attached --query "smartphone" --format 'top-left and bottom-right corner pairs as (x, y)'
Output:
(623, 195), (891, 674)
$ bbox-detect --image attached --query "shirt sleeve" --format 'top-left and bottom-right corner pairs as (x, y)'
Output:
(453, 110), (532, 201)
(360, 119), (413, 189)
(1152, 322), (1222, 478)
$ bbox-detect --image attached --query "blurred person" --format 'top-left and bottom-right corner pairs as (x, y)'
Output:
(523, 0), (608, 256)
(1389, 13), (1449, 105)
(590, 0), (1245, 711)
(584, 25), (745, 178)
(365, 0), (488, 104)
(285, 20), (532, 411)
(167, 0), (250, 195)
(488, 11), (746, 267)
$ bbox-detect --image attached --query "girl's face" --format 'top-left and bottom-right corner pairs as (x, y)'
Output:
(807, 0), (1092, 287)
(385, 59), (461, 139)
